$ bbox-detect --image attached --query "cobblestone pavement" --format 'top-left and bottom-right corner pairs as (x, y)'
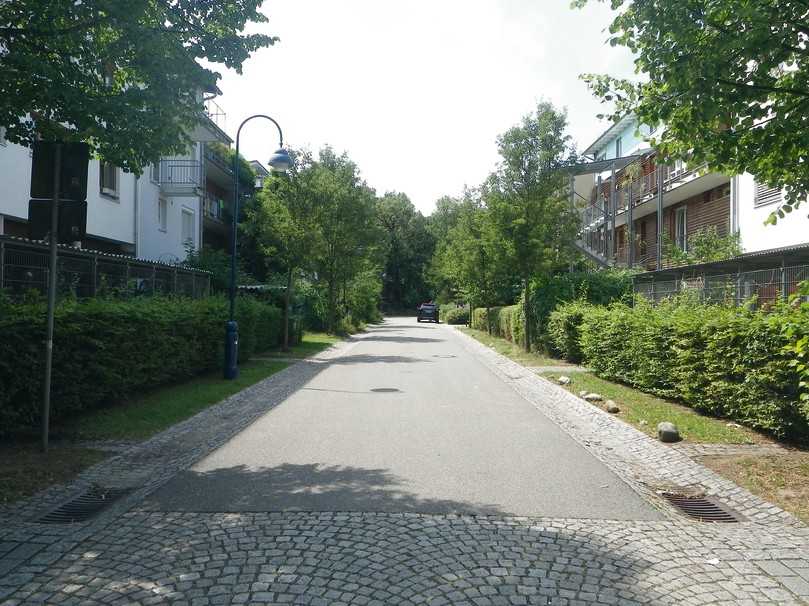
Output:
(1, 321), (808, 605)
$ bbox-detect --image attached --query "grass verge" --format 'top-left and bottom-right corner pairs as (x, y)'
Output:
(258, 332), (342, 359)
(458, 327), (574, 368)
(61, 359), (290, 441)
(700, 453), (809, 524)
(0, 443), (107, 506)
(542, 371), (767, 445)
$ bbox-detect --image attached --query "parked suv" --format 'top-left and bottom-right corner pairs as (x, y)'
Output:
(417, 303), (439, 323)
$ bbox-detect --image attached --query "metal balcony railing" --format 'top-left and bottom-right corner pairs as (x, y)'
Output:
(158, 160), (203, 189)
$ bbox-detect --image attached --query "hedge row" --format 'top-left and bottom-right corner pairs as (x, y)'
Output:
(441, 305), (469, 325)
(548, 298), (809, 441)
(0, 296), (285, 433)
(471, 305), (526, 345)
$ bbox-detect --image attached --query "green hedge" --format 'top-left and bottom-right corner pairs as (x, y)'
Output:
(571, 297), (809, 441)
(546, 300), (593, 363)
(0, 296), (283, 434)
(441, 305), (469, 325)
(471, 305), (524, 344)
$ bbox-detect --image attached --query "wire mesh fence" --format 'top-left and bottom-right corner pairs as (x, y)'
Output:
(634, 264), (809, 306)
(0, 236), (210, 300)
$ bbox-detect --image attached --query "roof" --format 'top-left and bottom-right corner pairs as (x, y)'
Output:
(569, 149), (653, 175)
(582, 114), (637, 157)
(633, 242), (809, 282)
(249, 160), (271, 177)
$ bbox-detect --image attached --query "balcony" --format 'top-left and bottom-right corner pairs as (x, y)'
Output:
(203, 193), (228, 222)
(157, 160), (203, 196)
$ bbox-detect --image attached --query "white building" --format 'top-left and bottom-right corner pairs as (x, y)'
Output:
(0, 97), (233, 263)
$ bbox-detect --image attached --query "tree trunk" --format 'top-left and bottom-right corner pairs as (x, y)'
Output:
(327, 279), (337, 334)
(282, 267), (292, 351)
(523, 279), (531, 353)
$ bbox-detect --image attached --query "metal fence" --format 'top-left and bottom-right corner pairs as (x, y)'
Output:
(634, 264), (809, 306)
(0, 236), (211, 299)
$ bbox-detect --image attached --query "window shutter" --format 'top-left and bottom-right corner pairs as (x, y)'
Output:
(755, 181), (782, 207)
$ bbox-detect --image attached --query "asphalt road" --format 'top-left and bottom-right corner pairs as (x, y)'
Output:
(146, 318), (661, 519)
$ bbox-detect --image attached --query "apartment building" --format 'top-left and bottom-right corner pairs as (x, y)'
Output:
(573, 115), (808, 271)
(0, 96), (237, 263)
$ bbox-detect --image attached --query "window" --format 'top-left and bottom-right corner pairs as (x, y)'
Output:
(181, 208), (194, 246)
(675, 206), (687, 251)
(158, 198), (167, 231)
(754, 181), (782, 207)
(150, 162), (161, 184)
(99, 161), (118, 197)
(615, 137), (622, 158)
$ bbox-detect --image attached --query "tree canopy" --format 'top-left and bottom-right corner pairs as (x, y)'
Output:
(574, 0), (809, 222)
(0, 0), (274, 171)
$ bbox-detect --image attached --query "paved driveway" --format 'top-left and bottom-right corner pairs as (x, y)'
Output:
(146, 318), (659, 520)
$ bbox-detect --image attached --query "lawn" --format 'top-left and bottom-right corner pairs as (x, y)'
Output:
(0, 443), (107, 506)
(542, 371), (767, 445)
(701, 453), (809, 524)
(258, 332), (342, 359)
(459, 327), (574, 368)
(61, 359), (290, 441)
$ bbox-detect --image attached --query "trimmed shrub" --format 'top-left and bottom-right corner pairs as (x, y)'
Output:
(546, 300), (594, 363)
(576, 297), (809, 441)
(441, 305), (469, 325)
(0, 295), (283, 434)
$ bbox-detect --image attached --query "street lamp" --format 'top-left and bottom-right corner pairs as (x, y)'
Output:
(224, 114), (291, 380)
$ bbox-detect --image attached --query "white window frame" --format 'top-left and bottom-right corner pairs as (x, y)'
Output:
(158, 198), (168, 232)
(181, 208), (194, 247)
(99, 161), (119, 198)
(675, 206), (687, 252)
(754, 181), (782, 207)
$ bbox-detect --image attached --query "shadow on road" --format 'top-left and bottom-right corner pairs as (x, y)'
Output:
(355, 335), (444, 344)
(325, 354), (431, 365)
(145, 462), (506, 515)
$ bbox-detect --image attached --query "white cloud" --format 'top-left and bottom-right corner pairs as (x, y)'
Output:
(214, 0), (635, 214)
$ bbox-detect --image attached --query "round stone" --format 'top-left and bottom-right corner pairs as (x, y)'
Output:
(557, 375), (571, 385)
(584, 393), (603, 402)
(606, 400), (620, 413)
(657, 421), (681, 442)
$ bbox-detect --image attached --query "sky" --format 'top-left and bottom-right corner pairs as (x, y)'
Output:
(213, 0), (636, 215)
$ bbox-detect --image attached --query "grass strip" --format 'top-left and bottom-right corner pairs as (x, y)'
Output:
(458, 327), (575, 368)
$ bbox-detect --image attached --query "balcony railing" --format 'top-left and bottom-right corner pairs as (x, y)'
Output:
(203, 193), (227, 222)
(158, 160), (203, 189)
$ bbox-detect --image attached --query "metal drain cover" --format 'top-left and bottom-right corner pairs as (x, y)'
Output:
(370, 388), (402, 393)
(432, 354), (457, 359)
(661, 493), (741, 523)
(37, 485), (132, 524)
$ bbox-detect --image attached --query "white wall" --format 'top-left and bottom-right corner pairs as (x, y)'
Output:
(736, 173), (808, 253)
(136, 143), (202, 262)
(86, 160), (135, 247)
(0, 140), (33, 223)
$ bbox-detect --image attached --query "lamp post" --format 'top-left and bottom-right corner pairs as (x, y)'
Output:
(224, 114), (291, 379)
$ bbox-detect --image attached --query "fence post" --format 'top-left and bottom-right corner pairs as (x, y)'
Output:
(0, 239), (4, 290)
(781, 259), (788, 302)
(125, 261), (131, 295)
(173, 266), (178, 295)
(152, 265), (157, 295)
(735, 266), (742, 307)
(91, 252), (98, 296)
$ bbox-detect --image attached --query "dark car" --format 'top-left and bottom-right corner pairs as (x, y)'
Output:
(417, 303), (439, 323)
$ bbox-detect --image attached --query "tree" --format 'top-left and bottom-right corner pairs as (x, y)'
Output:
(484, 102), (578, 351)
(435, 191), (513, 328)
(425, 195), (463, 302)
(242, 150), (318, 349)
(0, 0), (274, 171)
(310, 148), (381, 333)
(376, 192), (434, 310)
(574, 0), (809, 223)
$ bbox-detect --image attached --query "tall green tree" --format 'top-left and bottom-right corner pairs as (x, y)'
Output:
(242, 150), (318, 349)
(310, 148), (381, 333)
(484, 102), (578, 351)
(0, 0), (274, 170)
(574, 0), (809, 223)
(377, 192), (434, 310)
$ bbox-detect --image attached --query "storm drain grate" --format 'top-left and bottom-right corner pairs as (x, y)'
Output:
(661, 493), (741, 523)
(370, 388), (402, 393)
(36, 485), (132, 524)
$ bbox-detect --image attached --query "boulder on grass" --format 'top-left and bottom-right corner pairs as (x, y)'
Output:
(605, 400), (620, 413)
(657, 421), (681, 443)
(579, 390), (588, 397)
(557, 376), (571, 385)
(584, 393), (603, 402)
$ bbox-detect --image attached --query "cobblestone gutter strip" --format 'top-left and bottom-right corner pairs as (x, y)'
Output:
(3, 512), (809, 605)
(451, 326), (802, 528)
(0, 339), (359, 580)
